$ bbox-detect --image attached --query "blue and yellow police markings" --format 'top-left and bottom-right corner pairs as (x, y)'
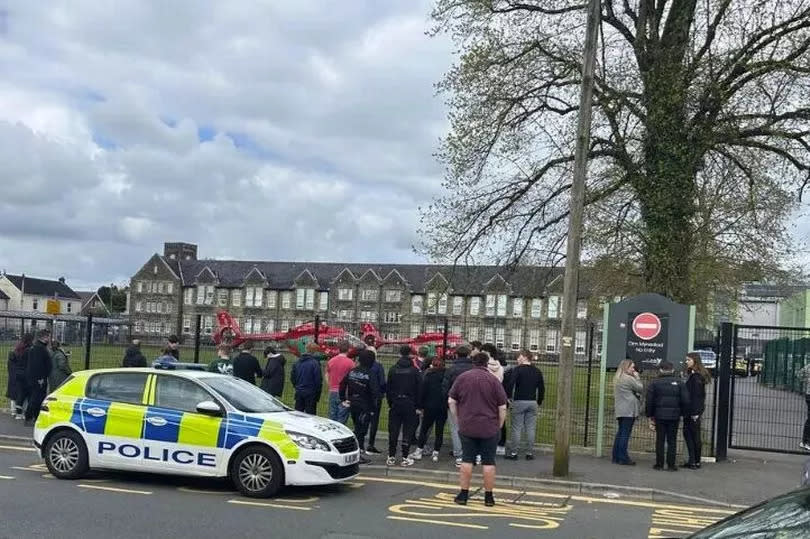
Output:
(388, 490), (572, 530)
(648, 506), (735, 538)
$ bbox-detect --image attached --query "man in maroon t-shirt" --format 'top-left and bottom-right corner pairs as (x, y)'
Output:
(448, 352), (507, 507)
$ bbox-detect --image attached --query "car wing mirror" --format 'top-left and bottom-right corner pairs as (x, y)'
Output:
(196, 400), (223, 416)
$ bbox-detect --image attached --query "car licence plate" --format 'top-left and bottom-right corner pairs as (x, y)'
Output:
(344, 453), (359, 465)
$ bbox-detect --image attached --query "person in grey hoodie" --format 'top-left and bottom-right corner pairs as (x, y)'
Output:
(48, 341), (72, 389)
(612, 359), (643, 465)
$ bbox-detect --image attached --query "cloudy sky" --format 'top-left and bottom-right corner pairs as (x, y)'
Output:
(0, 1), (452, 290)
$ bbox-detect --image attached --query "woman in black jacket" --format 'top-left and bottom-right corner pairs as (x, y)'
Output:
(682, 352), (711, 469)
(8, 334), (33, 418)
(260, 346), (286, 398)
(413, 357), (447, 463)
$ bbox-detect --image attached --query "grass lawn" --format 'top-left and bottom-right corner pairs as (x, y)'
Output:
(1, 341), (688, 453)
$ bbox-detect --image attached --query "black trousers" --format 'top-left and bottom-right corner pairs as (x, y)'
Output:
(803, 396), (810, 444)
(366, 398), (383, 448)
(655, 419), (679, 468)
(25, 382), (47, 422)
(683, 416), (702, 465)
(350, 404), (372, 450)
(417, 408), (448, 452)
(294, 394), (318, 415)
(388, 399), (418, 458)
(14, 374), (30, 414)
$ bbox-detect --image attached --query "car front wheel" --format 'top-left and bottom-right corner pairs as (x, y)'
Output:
(230, 445), (284, 498)
(44, 430), (89, 480)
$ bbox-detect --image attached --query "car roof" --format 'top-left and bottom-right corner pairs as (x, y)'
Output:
(71, 368), (224, 380)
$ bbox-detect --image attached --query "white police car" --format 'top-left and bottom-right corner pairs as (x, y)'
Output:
(33, 368), (360, 497)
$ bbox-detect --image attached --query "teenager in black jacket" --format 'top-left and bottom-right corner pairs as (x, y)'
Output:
(413, 357), (447, 462)
(339, 350), (380, 464)
(646, 360), (690, 471)
(682, 353), (710, 469)
(260, 346), (286, 398)
(25, 329), (53, 425)
(386, 346), (422, 467)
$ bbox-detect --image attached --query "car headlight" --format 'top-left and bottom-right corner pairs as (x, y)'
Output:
(286, 431), (331, 452)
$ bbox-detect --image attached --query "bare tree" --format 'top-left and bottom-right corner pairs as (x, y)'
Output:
(422, 0), (810, 303)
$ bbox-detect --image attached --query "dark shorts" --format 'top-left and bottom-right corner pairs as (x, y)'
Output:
(460, 434), (498, 465)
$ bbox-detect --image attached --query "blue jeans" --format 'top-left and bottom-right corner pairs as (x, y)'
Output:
(328, 391), (350, 424)
(612, 417), (635, 463)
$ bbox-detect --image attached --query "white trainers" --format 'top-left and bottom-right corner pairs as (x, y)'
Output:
(496, 446), (506, 456)
(431, 451), (439, 462)
(14, 414), (24, 420)
(410, 448), (423, 461)
(401, 457), (415, 467)
(475, 455), (482, 465)
(800, 442), (810, 452)
(386, 456), (396, 466)
(455, 457), (462, 468)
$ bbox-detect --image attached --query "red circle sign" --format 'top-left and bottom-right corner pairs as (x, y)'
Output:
(632, 312), (661, 340)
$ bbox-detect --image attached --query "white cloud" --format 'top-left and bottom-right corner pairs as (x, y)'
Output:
(0, 0), (452, 288)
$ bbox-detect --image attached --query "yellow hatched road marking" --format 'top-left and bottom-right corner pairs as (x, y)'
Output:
(78, 484), (152, 495)
(387, 516), (488, 530)
(227, 499), (312, 511)
(0, 475), (14, 479)
(648, 507), (727, 538)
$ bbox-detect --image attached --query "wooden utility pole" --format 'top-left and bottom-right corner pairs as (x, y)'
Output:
(553, 0), (601, 477)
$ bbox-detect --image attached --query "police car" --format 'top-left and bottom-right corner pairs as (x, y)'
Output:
(33, 368), (360, 498)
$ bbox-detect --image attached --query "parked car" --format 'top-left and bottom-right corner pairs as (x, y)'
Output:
(688, 485), (809, 537)
(690, 349), (717, 374)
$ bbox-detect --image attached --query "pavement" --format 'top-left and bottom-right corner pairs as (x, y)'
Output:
(1, 411), (806, 509)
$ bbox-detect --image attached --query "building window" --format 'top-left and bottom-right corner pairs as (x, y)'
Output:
(338, 310), (353, 321)
(281, 292), (291, 309)
(32, 299), (39, 310)
(182, 317), (191, 334)
(469, 297), (481, 316)
(196, 286), (205, 305)
(484, 327), (494, 344)
(318, 291), (328, 311)
(157, 302), (163, 313)
(531, 299), (542, 318)
(217, 289), (228, 307)
(184, 288), (193, 305)
(410, 324), (420, 338)
(360, 311), (378, 322)
(485, 295), (495, 316)
(575, 330), (587, 355)
(360, 289), (378, 302)
(167, 282), (173, 294)
(452, 296), (463, 316)
(546, 329), (559, 353)
(153, 265), (158, 275)
(265, 319), (275, 332)
(166, 302), (172, 314)
(337, 288), (354, 301)
(529, 329), (540, 352)
(280, 320), (290, 332)
(158, 282), (165, 294)
(497, 295), (507, 317)
(496, 327), (505, 349)
(426, 292), (437, 315)
(135, 301), (142, 313)
(137, 282), (143, 293)
(511, 328), (522, 351)
(438, 294), (448, 315)
(246, 287), (264, 308)
(266, 291), (277, 309)
(145, 302), (152, 313)
(576, 300), (587, 319)
(411, 295), (423, 314)
(134, 321), (143, 333)
(203, 316), (213, 335)
(451, 325), (462, 336)
(467, 326), (479, 340)
(548, 296), (560, 318)
(512, 298), (523, 318)
(295, 288), (315, 310)
(232, 289), (242, 307)
(244, 317), (254, 334)
(205, 286), (214, 305)
(384, 290), (401, 303)
(383, 312), (401, 323)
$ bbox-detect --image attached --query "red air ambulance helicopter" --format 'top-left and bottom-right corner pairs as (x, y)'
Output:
(213, 310), (464, 358)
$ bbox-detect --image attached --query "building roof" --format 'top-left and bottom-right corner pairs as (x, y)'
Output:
(2, 274), (81, 300)
(171, 259), (574, 296)
(0, 289), (8, 300)
(741, 282), (807, 300)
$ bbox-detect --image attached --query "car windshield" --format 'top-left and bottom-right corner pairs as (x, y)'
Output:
(203, 377), (288, 414)
(690, 488), (810, 538)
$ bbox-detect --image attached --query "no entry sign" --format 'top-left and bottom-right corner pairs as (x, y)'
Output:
(632, 312), (661, 341)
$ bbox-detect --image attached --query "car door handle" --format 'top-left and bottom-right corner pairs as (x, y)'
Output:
(146, 416), (168, 427)
(86, 407), (106, 417)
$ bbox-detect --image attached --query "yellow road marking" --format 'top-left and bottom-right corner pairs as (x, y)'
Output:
(227, 499), (312, 511)
(359, 475), (740, 513)
(387, 516), (488, 530)
(274, 496), (319, 503)
(41, 474), (54, 479)
(10, 464), (48, 472)
(177, 486), (230, 495)
(648, 507), (726, 538)
(0, 475), (14, 480)
(78, 484), (152, 495)
(0, 444), (36, 452)
(346, 482), (365, 488)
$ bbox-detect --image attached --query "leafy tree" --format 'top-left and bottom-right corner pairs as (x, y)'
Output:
(96, 285), (128, 314)
(422, 0), (810, 303)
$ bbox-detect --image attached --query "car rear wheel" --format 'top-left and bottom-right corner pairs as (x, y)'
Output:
(230, 445), (283, 498)
(44, 430), (89, 480)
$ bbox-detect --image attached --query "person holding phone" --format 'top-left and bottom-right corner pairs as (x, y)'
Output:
(612, 359), (643, 466)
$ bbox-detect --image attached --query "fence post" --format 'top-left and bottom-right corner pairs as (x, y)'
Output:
(583, 323), (595, 446)
(442, 317), (449, 360)
(84, 314), (93, 370)
(314, 314), (320, 344)
(715, 321), (733, 462)
(595, 303), (609, 457)
(193, 314), (202, 364)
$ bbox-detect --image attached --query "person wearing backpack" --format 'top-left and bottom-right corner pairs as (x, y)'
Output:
(646, 360), (690, 471)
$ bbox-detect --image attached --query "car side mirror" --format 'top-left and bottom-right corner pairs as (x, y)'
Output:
(196, 400), (223, 417)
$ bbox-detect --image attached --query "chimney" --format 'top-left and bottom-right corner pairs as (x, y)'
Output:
(58, 277), (66, 284)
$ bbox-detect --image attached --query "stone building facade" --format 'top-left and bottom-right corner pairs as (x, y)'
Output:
(129, 242), (597, 358)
